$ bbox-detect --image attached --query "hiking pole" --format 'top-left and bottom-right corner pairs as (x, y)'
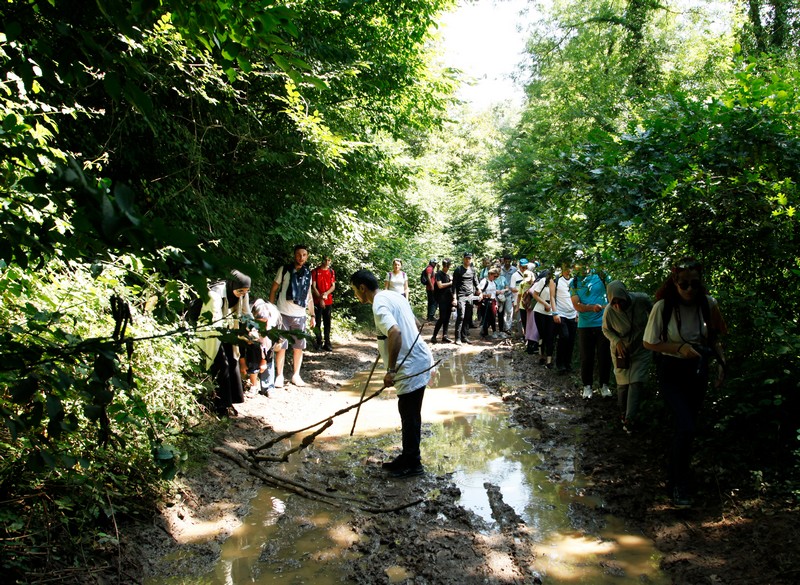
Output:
(349, 321), (427, 437)
(349, 353), (381, 436)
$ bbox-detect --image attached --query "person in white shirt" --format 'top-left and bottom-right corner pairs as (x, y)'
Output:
(384, 258), (409, 297)
(553, 263), (578, 374)
(351, 269), (433, 478)
(269, 244), (316, 388)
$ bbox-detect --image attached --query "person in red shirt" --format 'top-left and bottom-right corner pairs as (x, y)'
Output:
(311, 256), (336, 351)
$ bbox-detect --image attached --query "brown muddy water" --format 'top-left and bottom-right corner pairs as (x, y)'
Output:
(147, 347), (668, 585)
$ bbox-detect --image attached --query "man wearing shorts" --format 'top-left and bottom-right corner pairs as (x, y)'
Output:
(270, 244), (315, 387)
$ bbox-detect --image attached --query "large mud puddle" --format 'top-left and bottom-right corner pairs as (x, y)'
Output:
(147, 347), (667, 584)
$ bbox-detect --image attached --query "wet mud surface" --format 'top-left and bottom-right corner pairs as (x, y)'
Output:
(127, 332), (799, 584)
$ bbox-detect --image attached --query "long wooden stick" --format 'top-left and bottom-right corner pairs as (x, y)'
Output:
(248, 360), (441, 454)
(350, 353), (381, 436)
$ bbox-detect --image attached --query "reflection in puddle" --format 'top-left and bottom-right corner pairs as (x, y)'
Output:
(147, 346), (667, 585)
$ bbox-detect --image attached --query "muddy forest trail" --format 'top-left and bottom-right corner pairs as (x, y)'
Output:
(133, 334), (799, 585)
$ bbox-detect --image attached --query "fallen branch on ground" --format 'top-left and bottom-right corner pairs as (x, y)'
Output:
(214, 446), (425, 513)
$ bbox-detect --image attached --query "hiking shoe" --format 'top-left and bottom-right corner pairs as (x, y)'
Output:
(461, 337), (471, 344)
(389, 464), (425, 478)
(429, 336), (437, 344)
(381, 456), (406, 471)
(454, 339), (462, 345)
(582, 385), (593, 399)
(600, 385), (612, 398)
(274, 375), (285, 388)
(323, 342), (333, 351)
(672, 487), (693, 509)
(441, 336), (454, 344)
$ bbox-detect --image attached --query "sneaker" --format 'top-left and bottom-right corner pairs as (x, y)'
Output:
(441, 336), (454, 344)
(290, 375), (307, 387)
(389, 464), (425, 478)
(323, 342), (333, 352)
(672, 487), (693, 508)
(461, 337), (471, 344)
(381, 456), (406, 471)
(274, 375), (285, 388)
(429, 336), (437, 344)
(600, 385), (612, 398)
(582, 385), (593, 399)
(455, 339), (462, 346)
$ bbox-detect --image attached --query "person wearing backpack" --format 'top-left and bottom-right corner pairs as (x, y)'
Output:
(385, 258), (409, 297)
(643, 258), (728, 508)
(421, 258), (438, 321)
(571, 262), (612, 398)
(452, 252), (479, 345)
(270, 244), (316, 388)
(430, 258), (455, 344)
(553, 263), (578, 374)
(531, 268), (557, 367)
(602, 280), (653, 429)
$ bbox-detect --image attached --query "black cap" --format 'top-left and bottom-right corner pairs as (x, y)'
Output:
(442, 258), (452, 265)
(463, 252), (473, 258)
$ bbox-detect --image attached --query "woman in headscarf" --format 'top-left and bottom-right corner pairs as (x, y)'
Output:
(196, 269), (252, 417)
(602, 280), (653, 430)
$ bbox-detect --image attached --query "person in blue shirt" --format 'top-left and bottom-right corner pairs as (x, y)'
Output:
(570, 261), (612, 399)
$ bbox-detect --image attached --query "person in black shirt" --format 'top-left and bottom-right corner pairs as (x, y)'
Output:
(430, 258), (455, 343)
(452, 252), (479, 345)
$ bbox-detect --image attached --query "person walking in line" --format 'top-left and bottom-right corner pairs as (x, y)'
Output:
(351, 269), (433, 478)
(509, 258), (527, 336)
(270, 244), (316, 388)
(531, 268), (557, 368)
(385, 258), (409, 297)
(602, 280), (653, 429)
(478, 267), (500, 338)
(430, 258), (455, 344)
(452, 252), (479, 345)
(571, 261), (612, 398)
(311, 255), (336, 351)
(422, 258), (438, 321)
(499, 255), (518, 333)
(643, 258), (727, 507)
(553, 262), (578, 375)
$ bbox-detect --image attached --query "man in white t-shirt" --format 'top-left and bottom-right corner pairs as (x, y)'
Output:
(351, 269), (433, 478)
(269, 244), (315, 388)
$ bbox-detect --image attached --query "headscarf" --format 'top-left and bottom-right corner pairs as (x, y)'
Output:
(602, 280), (651, 350)
(226, 270), (251, 307)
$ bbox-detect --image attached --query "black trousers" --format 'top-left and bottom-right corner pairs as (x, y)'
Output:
(657, 356), (708, 491)
(432, 298), (452, 339)
(555, 317), (577, 370)
(426, 289), (437, 320)
(398, 387), (426, 466)
(454, 297), (474, 341)
(534, 312), (556, 356)
(314, 303), (332, 344)
(578, 326), (612, 386)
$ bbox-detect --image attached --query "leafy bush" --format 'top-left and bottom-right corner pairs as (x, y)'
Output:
(0, 258), (211, 578)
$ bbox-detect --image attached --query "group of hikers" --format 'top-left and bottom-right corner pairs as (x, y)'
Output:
(195, 247), (727, 506)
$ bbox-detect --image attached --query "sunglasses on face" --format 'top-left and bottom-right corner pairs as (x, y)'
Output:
(677, 279), (701, 291)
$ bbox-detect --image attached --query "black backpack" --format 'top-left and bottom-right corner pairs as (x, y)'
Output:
(420, 268), (429, 285)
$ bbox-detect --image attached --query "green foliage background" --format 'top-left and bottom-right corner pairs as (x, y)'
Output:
(1, 0), (799, 580)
